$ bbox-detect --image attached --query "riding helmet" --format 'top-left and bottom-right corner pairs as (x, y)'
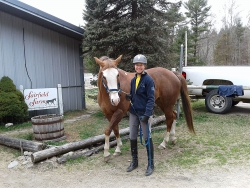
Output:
(133, 54), (147, 64)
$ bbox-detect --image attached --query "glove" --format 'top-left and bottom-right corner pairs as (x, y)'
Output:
(140, 116), (149, 123)
(126, 94), (132, 101)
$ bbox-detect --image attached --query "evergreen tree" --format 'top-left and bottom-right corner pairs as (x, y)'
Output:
(82, 0), (183, 72)
(172, 26), (191, 68)
(163, 3), (186, 68)
(184, 0), (211, 65)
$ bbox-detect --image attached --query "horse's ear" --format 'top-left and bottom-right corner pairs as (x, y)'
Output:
(114, 55), (122, 66)
(94, 57), (105, 68)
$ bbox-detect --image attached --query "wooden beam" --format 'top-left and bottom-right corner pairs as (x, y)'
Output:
(0, 135), (46, 152)
(31, 115), (166, 163)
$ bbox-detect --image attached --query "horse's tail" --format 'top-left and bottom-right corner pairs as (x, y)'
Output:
(176, 72), (195, 134)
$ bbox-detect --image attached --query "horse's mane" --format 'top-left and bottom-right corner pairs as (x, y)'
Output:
(100, 56), (110, 61)
(99, 56), (117, 71)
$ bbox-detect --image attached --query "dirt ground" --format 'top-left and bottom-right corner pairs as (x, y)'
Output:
(1, 102), (250, 188)
(0, 144), (250, 188)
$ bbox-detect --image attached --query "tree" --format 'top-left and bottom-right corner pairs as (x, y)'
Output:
(82, 0), (183, 73)
(172, 26), (191, 68)
(214, 0), (248, 65)
(184, 0), (211, 65)
(214, 30), (231, 65)
(198, 26), (218, 65)
(163, 3), (186, 68)
(234, 19), (245, 64)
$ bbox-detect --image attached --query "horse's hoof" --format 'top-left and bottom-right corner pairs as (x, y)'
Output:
(158, 144), (166, 150)
(113, 152), (121, 156)
(172, 139), (177, 145)
(104, 155), (111, 162)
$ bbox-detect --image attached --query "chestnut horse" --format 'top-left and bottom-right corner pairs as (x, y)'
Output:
(94, 55), (195, 162)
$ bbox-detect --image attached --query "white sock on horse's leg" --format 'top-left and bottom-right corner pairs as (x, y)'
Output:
(158, 132), (170, 149)
(170, 120), (177, 143)
(104, 135), (111, 158)
(114, 137), (122, 156)
(164, 131), (170, 143)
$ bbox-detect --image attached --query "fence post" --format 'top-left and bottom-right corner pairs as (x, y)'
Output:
(176, 44), (184, 119)
(58, 84), (64, 115)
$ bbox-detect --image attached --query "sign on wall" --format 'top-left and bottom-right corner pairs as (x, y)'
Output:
(24, 88), (58, 111)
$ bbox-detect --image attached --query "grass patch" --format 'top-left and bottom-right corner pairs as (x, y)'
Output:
(0, 145), (21, 158)
(16, 132), (33, 140)
(46, 141), (68, 146)
(92, 110), (105, 118)
(85, 88), (98, 97)
(0, 122), (32, 133)
(155, 100), (250, 170)
(63, 110), (89, 119)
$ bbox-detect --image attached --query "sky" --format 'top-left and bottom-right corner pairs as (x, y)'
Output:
(19, 0), (86, 27)
(19, 0), (250, 29)
(205, 0), (250, 29)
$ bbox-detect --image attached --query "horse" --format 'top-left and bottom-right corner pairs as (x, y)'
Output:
(94, 55), (195, 162)
(46, 98), (56, 105)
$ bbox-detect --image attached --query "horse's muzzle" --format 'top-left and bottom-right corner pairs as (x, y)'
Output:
(111, 98), (120, 106)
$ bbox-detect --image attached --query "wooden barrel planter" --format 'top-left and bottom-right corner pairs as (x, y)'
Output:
(31, 114), (65, 142)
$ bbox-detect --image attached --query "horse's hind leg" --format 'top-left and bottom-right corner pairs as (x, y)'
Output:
(169, 111), (177, 145)
(158, 111), (177, 149)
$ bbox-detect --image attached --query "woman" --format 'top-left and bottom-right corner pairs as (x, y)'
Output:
(126, 54), (155, 176)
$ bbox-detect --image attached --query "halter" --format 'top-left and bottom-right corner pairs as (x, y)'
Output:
(101, 69), (123, 94)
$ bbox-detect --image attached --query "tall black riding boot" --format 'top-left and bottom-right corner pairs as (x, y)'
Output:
(126, 139), (138, 172)
(145, 138), (154, 176)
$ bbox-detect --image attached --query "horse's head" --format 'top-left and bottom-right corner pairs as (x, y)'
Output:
(94, 55), (123, 106)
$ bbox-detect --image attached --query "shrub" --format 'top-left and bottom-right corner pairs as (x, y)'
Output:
(0, 76), (16, 92)
(0, 76), (28, 124)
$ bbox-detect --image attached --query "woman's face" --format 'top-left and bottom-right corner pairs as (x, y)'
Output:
(134, 63), (145, 74)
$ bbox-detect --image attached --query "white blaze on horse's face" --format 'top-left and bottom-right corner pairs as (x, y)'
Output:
(103, 68), (120, 106)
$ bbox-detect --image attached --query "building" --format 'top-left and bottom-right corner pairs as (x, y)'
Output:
(0, 0), (85, 116)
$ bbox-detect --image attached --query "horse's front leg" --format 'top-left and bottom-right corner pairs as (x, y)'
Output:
(113, 135), (122, 156)
(104, 109), (124, 162)
(104, 134), (111, 161)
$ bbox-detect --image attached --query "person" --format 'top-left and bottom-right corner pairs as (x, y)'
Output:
(126, 54), (155, 176)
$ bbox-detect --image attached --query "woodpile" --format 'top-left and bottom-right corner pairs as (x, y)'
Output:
(0, 115), (166, 164)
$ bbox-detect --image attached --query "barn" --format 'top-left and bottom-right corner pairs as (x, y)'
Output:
(0, 0), (85, 116)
